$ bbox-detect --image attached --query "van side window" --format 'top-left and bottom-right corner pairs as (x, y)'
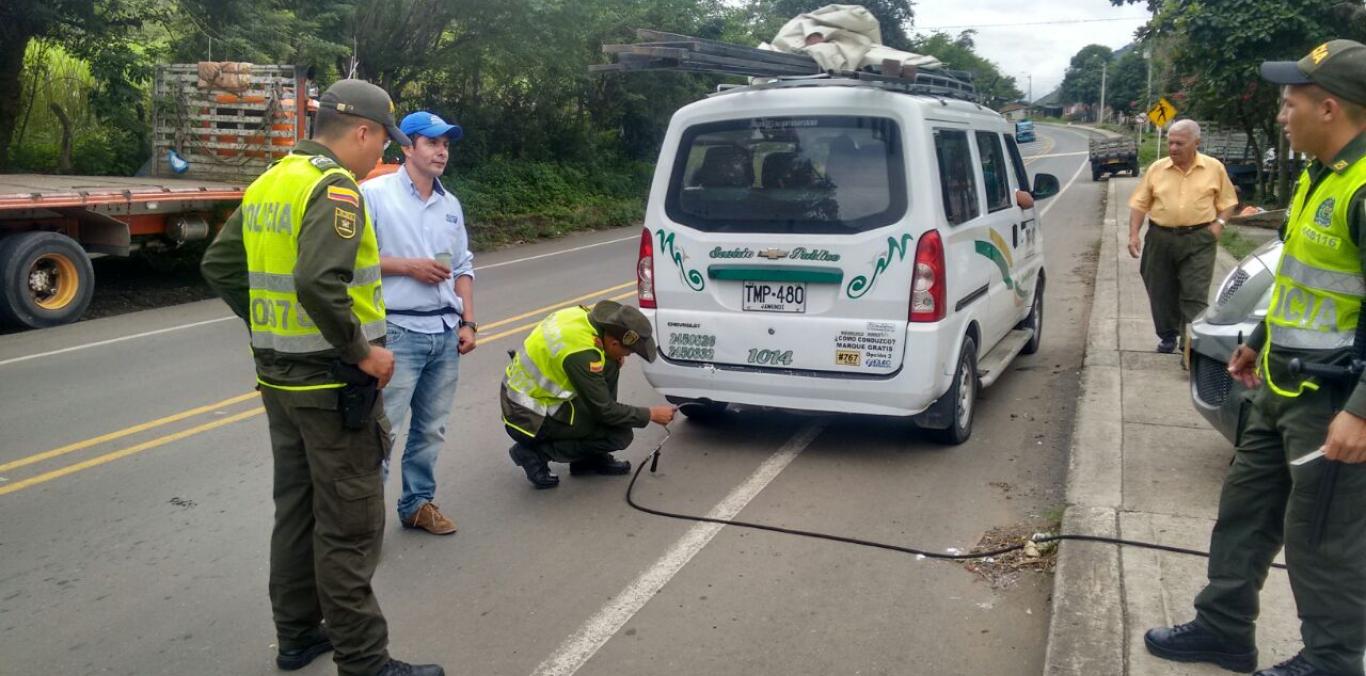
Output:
(934, 130), (980, 225)
(1005, 135), (1031, 194)
(975, 132), (1011, 213)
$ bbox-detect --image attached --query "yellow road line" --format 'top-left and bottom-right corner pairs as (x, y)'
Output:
(481, 290), (636, 343)
(0, 408), (266, 496)
(0, 287), (639, 496)
(0, 392), (261, 474)
(480, 281), (635, 332)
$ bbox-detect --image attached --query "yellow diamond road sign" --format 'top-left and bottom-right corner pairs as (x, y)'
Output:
(1148, 97), (1178, 128)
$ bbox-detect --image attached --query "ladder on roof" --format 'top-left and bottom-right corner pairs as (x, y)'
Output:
(591, 29), (978, 101)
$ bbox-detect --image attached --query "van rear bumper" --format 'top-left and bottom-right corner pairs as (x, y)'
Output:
(641, 323), (956, 417)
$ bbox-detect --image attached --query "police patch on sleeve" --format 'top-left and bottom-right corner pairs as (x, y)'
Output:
(589, 360), (605, 373)
(334, 208), (358, 239)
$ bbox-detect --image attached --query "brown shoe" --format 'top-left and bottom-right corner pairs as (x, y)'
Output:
(403, 502), (457, 535)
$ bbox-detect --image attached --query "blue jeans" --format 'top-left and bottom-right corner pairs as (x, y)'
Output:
(382, 323), (461, 521)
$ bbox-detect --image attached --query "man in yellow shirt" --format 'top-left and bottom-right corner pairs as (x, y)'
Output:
(1128, 119), (1239, 352)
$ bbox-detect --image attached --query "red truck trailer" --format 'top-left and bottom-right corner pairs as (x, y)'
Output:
(0, 63), (312, 329)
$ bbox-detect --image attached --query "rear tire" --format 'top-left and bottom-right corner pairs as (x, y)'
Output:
(667, 396), (729, 424)
(1091, 167), (1102, 182)
(0, 231), (95, 329)
(926, 336), (978, 445)
(1019, 279), (1044, 355)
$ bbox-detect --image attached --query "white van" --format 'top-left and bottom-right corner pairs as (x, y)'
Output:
(635, 76), (1061, 443)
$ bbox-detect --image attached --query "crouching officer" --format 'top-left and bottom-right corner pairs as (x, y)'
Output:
(501, 300), (676, 488)
(1144, 40), (1366, 676)
(201, 79), (444, 676)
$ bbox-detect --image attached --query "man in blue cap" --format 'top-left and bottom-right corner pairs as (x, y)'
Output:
(360, 111), (475, 535)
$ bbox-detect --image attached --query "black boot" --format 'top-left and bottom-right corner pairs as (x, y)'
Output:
(376, 659), (445, 676)
(569, 453), (631, 476)
(1254, 653), (1334, 676)
(1144, 621), (1257, 673)
(509, 443), (559, 489)
(275, 626), (332, 671)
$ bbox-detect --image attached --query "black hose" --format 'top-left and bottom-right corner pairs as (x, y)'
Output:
(627, 446), (1287, 570)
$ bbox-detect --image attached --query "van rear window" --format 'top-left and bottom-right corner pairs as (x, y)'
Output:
(664, 116), (906, 234)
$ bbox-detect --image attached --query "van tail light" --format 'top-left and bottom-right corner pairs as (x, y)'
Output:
(637, 227), (656, 309)
(909, 230), (946, 322)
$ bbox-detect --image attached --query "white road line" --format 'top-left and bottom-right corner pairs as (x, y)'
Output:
(1040, 159), (1091, 219)
(473, 234), (637, 271)
(1024, 151), (1089, 160)
(531, 419), (827, 676)
(0, 317), (239, 367)
(0, 233), (640, 367)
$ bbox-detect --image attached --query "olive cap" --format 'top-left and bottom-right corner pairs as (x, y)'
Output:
(318, 79), (412, 146)
(1261, 40), (1366, 106)
(589, 300), (657, 362)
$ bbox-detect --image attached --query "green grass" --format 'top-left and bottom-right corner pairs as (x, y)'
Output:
(1220, 227), (1260, 260)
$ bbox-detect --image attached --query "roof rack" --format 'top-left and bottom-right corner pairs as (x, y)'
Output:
(592, 29), (977, 102)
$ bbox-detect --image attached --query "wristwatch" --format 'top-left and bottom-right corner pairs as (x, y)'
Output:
(1216, 218), (1227, 226)
(460, 319), (478, 333)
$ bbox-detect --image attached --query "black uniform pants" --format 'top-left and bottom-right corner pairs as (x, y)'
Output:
(260, 387), (392, 676)
(1194, 384), (1366, 674)
(1140, 224), (1218, 340)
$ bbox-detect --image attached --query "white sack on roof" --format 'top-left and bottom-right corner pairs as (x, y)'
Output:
(759, 4), (942, 73)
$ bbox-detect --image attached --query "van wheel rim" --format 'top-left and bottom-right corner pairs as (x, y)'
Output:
(956, 355), (974, 427)
(29, 253), (80, 310)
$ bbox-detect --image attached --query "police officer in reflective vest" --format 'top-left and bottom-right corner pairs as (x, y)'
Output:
(501, 300), (676, 488)
(1145, 41), (1366, 676)
(202, 80), (443, 676)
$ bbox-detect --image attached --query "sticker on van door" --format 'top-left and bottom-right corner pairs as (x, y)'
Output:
(656, 229), (706, 291)
(974, 230), (1030, 306)
(846, 234), (914, 299)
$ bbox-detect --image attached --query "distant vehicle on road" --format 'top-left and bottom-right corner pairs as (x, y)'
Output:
(1015, 119), (1036, 143)
(1189, 238), (1281, 444)
(1089, 137), (1139, 181)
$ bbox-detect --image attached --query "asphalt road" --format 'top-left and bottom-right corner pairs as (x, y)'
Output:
(0, 124), (1104, 676)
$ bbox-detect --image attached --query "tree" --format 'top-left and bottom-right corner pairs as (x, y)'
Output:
(1059, 44), (1114, 114)
(912, 30), (1024, 109)
(1112, 0), (1366, 201)
(0, 0), (152, 170)
(1106, 48), (1147, 115)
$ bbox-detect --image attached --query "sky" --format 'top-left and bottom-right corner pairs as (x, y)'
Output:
(909, 0), (1151, 101)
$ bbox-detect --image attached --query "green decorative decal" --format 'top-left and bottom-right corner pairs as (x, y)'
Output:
(655, 229), (705, 291)
(846, 234), (914, 299)
(974, 237), (1030, 305)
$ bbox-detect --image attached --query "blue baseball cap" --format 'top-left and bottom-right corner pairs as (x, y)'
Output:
(399, 111), (463, 141)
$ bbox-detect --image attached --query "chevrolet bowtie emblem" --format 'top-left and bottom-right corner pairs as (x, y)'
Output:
(758, 248), (789, 260)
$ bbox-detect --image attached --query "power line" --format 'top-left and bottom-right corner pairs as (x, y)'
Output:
(917, 16), (1149, 31)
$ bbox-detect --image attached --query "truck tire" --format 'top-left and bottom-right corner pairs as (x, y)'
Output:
(1091, 167), (1102, 182)
(925, 336), (978, 445)
(0, 231), (95, 329)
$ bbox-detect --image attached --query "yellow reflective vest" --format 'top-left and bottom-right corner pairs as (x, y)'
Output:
(502, 306), (604, 436)
(1263, 154), (1366, 396)
(241, 153), (386, 389)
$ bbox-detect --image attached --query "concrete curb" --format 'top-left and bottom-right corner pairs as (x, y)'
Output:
(1043, 177), (1126, 676)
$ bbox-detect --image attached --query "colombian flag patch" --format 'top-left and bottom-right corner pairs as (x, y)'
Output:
(589, 360), (605, 373)
(326, 186), (360, 208)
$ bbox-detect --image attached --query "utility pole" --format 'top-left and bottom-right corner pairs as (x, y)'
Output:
(1141, 46), (1153, 153)
(1099, 61), (1108, 125)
